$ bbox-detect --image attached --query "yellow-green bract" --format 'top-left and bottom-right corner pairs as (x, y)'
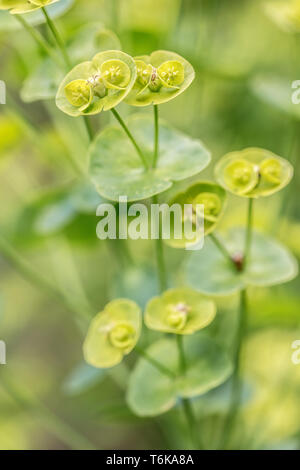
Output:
(0, 0), (59, 14)
(56, 50), (137, 116)
(145, 288), (216, 335)
(83, 299), (141, 368)
(165, 181), (227, 249)
(215, 148), (293, 198)
(125, 50), (195, 106)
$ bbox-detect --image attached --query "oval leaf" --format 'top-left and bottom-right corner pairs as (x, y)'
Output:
(186, 228), (298, 295)
(127, 333), (233, 417)
(89, 114), (211, 202)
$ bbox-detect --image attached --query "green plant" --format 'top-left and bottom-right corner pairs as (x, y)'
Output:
(0, 0), (298, 451)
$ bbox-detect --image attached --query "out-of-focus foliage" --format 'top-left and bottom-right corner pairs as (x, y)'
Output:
(0, 0), (300, 451)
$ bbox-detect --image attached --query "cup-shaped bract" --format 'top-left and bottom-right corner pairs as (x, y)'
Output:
(125, 50), (195, 107)
(0, 0), (59, 14)
(56, 50), (137, 117)
(215, 148), (293, 198)
(83, 299), (141, 368)
(145, 288), (216, 335)
(165, 182), (227, 249)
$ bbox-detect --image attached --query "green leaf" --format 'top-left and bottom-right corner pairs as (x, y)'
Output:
(145, 287), (216, 335)
(186, 228), (298, 295)
(215, 148), (293, 198)
(127, 333), (233, 417)
(165, 182), (227, 249)
(56, 50), (136, 117)
(62, 362), (106, 396)
(0, 0), (73, 31)
(125, 50), (195, 107)
(21, 58), (64, 103)
(89, 114), (211, 202)
(7, 182), (103, 246)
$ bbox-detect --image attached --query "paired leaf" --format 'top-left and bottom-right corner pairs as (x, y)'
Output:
(83, 299), (141, 368)
(186, 228), (298, 295)
(89, 114), (211, 202)
(215, 148), (293, 198)
(145, 288), (216, 335)
(125, 50), (195, 106)
(127, 333), (233, 416)
(165, 182), (227, 249)
(56, 50), (136, 117)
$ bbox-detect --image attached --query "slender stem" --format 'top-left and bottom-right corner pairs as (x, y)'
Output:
(220, 198), (253, 449)
(0, 374), (96, 450)
(219, 289), (247, 449)
(135, 346), (176, 379)
(14, 15), (61, 67)
(82, 115), (94, 141)
(152, 195), (168, 293)
(244, 198), (254, 268)
(176, 335), (201, 450)
(111, 108), (148, 169)
(42, 6), (72, 69)
(152, 105), (159, 168)
(209, 232), (235, 267)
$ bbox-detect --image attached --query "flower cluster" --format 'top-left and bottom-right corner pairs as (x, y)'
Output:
(83, 288), (216, 368)
(56, 50), (195, 116)
(215, 148), (293, 198)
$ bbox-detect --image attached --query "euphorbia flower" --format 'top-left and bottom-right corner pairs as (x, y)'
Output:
(56, 50), (137, 116)
(125, 50), (195, 106)
(0, 0), (59, 14)
(145, 288), (216, 335)
(215, 148), (293, 198)
(83, 299), (141, 368)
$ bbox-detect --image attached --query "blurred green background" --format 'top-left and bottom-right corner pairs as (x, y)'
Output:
(0, 0), (300, 450)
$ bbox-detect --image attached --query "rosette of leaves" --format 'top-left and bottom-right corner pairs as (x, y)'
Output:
(186, 228), (298, 296)
(165, 182), (227, 249)
(56, 50), (136, 117)
(145, 288), (216, 335)
(83, 299), (141, 368)
(127, 333), (233, 417)
(89, 114), (211, 202)
(215, 148), (293, 198)
(125, 50), (195, 106)
(0, 0), (58, 14)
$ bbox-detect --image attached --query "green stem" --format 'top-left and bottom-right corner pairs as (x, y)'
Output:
(41, 6), (72, 69)
(0, 374), (96, 450)
(219, 289), (247, 449)
(152, 195), (167, 293)
(152, 104), (159, 168)
(176, 335), (201, 450)
(14, 14), (61, 67)
(135, 346), (176, 379)
(111, 108), (148, 169)
(82, 115), (94, 141)
(209, 232), (235, 267)
(244, 198), (254, 268)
